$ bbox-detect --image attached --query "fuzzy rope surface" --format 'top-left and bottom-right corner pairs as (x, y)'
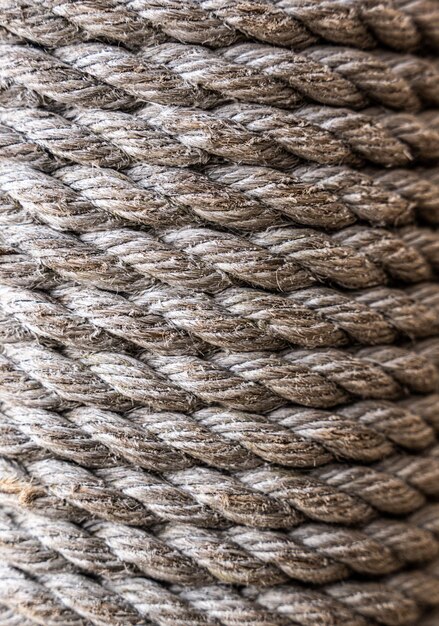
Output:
(0, 0), (439, 625)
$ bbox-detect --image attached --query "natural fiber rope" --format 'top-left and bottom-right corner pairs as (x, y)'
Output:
(0, 0), (439, 625)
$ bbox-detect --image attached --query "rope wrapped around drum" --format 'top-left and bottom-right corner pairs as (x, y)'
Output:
(0, 0), (439, 624)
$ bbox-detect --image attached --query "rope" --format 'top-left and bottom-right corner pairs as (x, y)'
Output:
(0, 1), (439, 624)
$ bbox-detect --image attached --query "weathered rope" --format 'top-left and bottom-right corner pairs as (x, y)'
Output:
(3, 0), (439, 51)
(0, 1), (439, 624)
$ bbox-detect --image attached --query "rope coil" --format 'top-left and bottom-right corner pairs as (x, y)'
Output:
(0, 0), (439, 624)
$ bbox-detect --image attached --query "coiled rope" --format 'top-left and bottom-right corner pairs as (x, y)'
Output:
(0, 0), (439, 624)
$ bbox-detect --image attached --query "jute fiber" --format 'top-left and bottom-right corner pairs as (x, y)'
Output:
(1, 0), (439, 624)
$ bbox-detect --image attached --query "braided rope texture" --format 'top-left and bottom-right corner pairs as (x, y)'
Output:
(0, 0), (438, 624)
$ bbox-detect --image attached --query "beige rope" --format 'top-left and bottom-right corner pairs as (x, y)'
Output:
(0, 0), (439, 624)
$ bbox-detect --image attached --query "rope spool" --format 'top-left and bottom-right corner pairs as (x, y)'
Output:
(0, 1), (438, 624)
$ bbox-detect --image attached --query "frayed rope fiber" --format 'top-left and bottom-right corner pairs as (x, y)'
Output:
(1, 1), (439, 625)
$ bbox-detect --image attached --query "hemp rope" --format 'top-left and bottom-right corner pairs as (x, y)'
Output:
(0, 0), (439, 624)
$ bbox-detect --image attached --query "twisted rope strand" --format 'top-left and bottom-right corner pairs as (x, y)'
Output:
(1, 278), (434, 446)
(0, 564), (86, 626)
(5, 488), (434, 624)
(1, 265), (438, 413)
(257, 580), (419, 626)
(2, 41), (437, 113)
(0, 107), (419, 226)
(0, 392), (433, 524)
(67, 103), (437, 165)
(0, 107), (207, 168)
(0, 0), (82, 48)
(5, 108), (439, 232)
(220, 43), (418, 110)
(0, 335), (434, 463)
(39, 0), (155, 46)
(0, 444), (434, 623)
(214, 102), (439, 165)
(274, 0), (434, 50)
(5, 164), (432, 294)
(1, 3), (439, 625)
(0, 514), (220, 626)
(0, 422), (437, 588)
(0, 44), (135, 110)
(0, 506), (391, 626)
(121, 0), (439, 51)
(0, 395), (399, 476)
(3, 240), (439, 353)
(395, 0), (439, 49)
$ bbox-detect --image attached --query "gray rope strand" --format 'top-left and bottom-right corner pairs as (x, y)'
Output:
(0, 429), (437, 586)
(1, 275), (437, 413)
(0, 492), (430, 626)
(0, 339), (434, 461)
(0, 444), (436, 623)
(3, 108), (439, 229)
(213, 102), (439, 165)
(0, 107), (208, 169)
(2, 165), (434, 294)
(125, 0), (439, 51)
(14, 0), (418, 55)
(0, 398), (434, 524)
(2, 246), (439, 353)
(0, 107), (423, 227)
(2, 42), (438, 112)
(0, 563), (86, 626)
(0, 286), (434, 452)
